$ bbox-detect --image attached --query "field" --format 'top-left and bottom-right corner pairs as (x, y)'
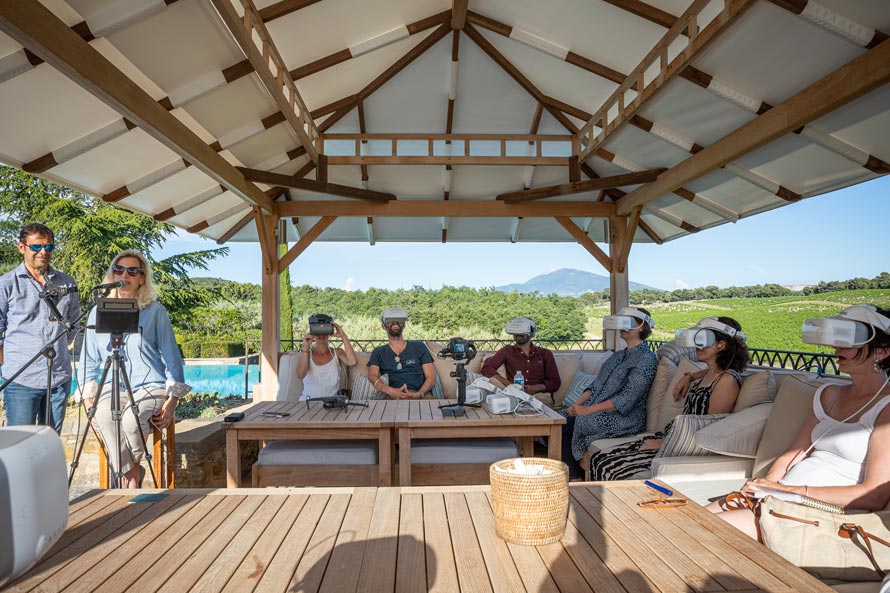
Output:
(584, 289), (890, 353)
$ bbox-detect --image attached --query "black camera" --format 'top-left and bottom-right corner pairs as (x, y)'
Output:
(437, 337), (477, 362)
(308, 313), (334, 335)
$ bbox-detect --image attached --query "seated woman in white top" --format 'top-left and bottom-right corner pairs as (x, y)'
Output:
(296, 314), (357, 400)
(708, 305), (890, 540)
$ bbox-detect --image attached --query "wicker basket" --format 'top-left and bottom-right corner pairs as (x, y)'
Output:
(489, 457), (569, 545)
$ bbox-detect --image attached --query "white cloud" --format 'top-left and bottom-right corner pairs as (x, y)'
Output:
(343, 277), (355, 291)
(746, 264), (768, 274)
(674, 278), (689, 289)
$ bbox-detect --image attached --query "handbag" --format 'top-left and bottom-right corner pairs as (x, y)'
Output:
(758, 495), (890, 581)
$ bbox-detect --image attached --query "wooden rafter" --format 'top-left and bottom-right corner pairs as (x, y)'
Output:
(237, 167), (394, 202)
(278, 216), (337, 272)
(616, 208), (642, 273)
(617, 37), (890, 214)
(254, 208), (278, 275)
(600, 0), (676, 28)
(209, 0), (319, 161)
(0, 2), (275, 214)
(216, 212), (254, 244)
(278, 200), (613, 218)
(452, 1), (469, 29)
(498, 169), (666, 203)
(315, 23), (452, 133)
(259, 0), (322, 22)
(554, 217), (612, 272)
(290, 11), (450, 80)
(357, 102), (370, 188)
(578, 0), (757, 160)
(637, 219), (663, 244)
(441, 29), (461, 241)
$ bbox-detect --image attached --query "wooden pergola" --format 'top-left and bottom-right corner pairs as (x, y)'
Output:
(0, 0), (888, 398)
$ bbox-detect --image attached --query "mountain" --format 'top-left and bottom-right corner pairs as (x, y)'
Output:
(496, 268), (657, 297)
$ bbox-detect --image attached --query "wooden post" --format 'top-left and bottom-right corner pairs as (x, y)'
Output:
(256, 212), (280, 401)
(605, 215), (629, 351)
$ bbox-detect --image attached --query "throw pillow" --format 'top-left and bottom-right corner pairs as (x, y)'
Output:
(752, 375), (822, 478)
(656, 357), (707, 432)
(351, 373), (389, 401)
(645, 357), (676, 432)
(655, 413), (729, 458)
(695, 403), (774, 458)
(733, 371), (777, 412)
(551, 353), (582, 407)
(562, 371), (596, 408)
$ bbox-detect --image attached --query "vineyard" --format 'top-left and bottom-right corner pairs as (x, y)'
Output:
(584, 289), (890, 353)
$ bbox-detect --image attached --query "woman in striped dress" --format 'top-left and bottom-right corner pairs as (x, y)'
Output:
(591, 316), (749, 480)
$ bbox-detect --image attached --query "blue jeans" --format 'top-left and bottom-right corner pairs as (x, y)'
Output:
(3, 380), (70, 434)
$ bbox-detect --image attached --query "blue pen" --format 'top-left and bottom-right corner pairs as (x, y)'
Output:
(645, 480), (673, 497)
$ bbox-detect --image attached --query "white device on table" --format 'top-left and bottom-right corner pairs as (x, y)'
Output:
(465, 377), (499, 405)
(0, 425), (69, 586)
(501, 384), (545, 414)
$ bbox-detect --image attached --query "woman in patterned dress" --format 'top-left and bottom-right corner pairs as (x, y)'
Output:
(561, 307), (658, 479)
(590, 316), (748, 481)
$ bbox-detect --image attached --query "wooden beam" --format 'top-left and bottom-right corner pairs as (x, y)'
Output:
(600, 0), (677, 29)
(278, 200), (614, 218)
(637, 219), (663, 244)
(554, 216), (612, 272)
(618, 38), (890, 214)
(278, 216), (337, 272)
(0, 1), (275, 214)
(326, 156), (569, 166)
(452, 1), (469, 29)
(498, 168), (666, 202)
(215, 211), (254, 244)
(259, 0), (322, 22)
(254, 208), (278, 276)
(617, 208), (642, 273)
(357, 102), (370, 187)
(237, 167), (394, 201)
(209, 0), (319, 161)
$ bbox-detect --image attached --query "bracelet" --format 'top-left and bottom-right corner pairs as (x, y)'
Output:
(373, 379), (382, 389)
(684, 371), (695, 379)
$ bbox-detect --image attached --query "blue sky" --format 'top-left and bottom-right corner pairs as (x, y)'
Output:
(154, 175), (889, 291)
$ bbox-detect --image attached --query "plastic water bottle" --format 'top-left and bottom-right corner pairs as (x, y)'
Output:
(513, 371), (525, 391)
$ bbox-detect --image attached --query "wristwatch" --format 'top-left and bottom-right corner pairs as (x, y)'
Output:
(418, 390), (427, 398)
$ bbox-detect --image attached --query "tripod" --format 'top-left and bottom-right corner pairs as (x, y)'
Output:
(68, 332), (158, 489)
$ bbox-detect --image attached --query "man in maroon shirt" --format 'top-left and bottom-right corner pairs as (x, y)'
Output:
(481, 317), (561, 397)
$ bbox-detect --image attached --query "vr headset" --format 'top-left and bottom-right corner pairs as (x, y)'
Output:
(308, 313), (334, 335)
(675, 317), (745, 348)
(602, 307), (654, 331)
(802, 305), (890, 348)
(505, 317), (536, 336)
(381, 308), (408, 324)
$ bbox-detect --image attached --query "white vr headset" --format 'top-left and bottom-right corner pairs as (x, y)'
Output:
(505, 317), (536, 336)
(381, 308), (408, 324)
(802, 305), (890, 348)
(675, 317), (745, 348)
(602, 307), (654, 331)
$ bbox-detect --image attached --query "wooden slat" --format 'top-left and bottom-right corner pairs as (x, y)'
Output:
(355, 488), (401, 593)
(324, 132), (572, 141)
(498, 168), (665, 202)
(327, 155), (568, 166)
(259, 0), (322, 22)
(618, 37), (890, 214)
(288, 494), (352, 592)
(422, 493), (461, 593)
(601, 0), (677, 28)
(238, 167), (393, 202)
(464, 491), (529, 592)
(396, 493), (427, 593)
(318, 489), (378, 593)
(0, 2), (275, 214)
(554, 216), (612, 272)
(445, 492), (494, 593)
(278, 199), (613, 218)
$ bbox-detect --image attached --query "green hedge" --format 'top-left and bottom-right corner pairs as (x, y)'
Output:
(179, 341), (245, 358)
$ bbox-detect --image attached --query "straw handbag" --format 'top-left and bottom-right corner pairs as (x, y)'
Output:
(758, 496), (890, 581)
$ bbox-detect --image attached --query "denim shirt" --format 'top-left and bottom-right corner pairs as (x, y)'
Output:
(0, 263), (81, 388)
(79, 300), (187, 398)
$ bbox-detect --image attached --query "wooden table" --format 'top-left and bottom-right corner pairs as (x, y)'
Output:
(11, 482), (835, 593)
(224, 399), (399, 488)
(396, 399), (566, 486)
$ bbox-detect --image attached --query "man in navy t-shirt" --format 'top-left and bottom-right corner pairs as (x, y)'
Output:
(367, 308), (436, 399)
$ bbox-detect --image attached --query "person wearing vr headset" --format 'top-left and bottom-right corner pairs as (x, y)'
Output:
(367, 308), (436, 399)
(708, 305), (890, 541)
(591, 316), (748, 481)
(296, 314), (356, 400)
(0, 223), (80, 433)
(560, 307), (657, 479)
(481, 317), (561, 396)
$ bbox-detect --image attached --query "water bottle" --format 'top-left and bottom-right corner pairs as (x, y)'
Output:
(513, 371), (525, 391)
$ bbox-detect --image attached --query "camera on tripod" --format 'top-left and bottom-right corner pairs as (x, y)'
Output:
(437, 337), (477, 364)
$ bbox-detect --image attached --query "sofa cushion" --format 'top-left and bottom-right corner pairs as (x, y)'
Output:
(347, 351), (372, 390)
(276, 352), (304, 401)
(256, 439), (378, 465)
(563, 371), (596, 408)
(695, 403), (773, 458)
(551, 353), (582, 407)
(733, 370), (777, 412)
(430, 342), (483, 397)
(656, 358), (707, 431)
(580, 351), (613, 376)
(656, 413), (728, 458)
(410, 437), (519, 464)
(752, 375), (821, 478)
(352, 373), (388, 400)
(646, 357), (676, 432)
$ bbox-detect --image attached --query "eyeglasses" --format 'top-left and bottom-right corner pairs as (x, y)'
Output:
(394, 355), (402, 370)
(25, 243), (54, 253)
(636, 497), (688, 509)
(112, 264), (144, 277)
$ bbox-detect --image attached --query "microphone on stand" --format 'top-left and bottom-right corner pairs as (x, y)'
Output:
(92, 280), (126, 292)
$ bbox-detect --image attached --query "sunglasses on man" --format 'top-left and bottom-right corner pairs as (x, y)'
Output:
(24, 243), (54, 252)
(111, 264), (144, 277)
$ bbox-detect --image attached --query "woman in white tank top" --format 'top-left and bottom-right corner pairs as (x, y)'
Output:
(708, 305), (890, 541)
(296, 320), (357, 400)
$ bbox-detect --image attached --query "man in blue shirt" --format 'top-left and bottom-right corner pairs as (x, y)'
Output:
(0, 223), (80, 433)
(368, 308), (436, 399)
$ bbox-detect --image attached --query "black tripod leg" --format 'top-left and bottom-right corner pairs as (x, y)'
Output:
(118, 365), (158, 488)
(68, 356), (112, 488)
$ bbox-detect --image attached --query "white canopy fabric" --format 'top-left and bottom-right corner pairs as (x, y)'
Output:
(0, 0), (887, 246)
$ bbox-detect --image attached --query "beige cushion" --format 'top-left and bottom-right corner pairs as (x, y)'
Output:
(695, 403), (774, 458)
(733, 370), (777, 412)
(752, 375), (821, 478)
(656, 358), (707, 432)
(276, 352), (304, 401)
(430, 342), (483, 398)
(347, 351), (372, 388)
(646, 357), (676, 432)
(351, 373), (388, 400)
(656, 414), (728, 458)
(580, 351), (613, 375)
(551, 353), (582, 407)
